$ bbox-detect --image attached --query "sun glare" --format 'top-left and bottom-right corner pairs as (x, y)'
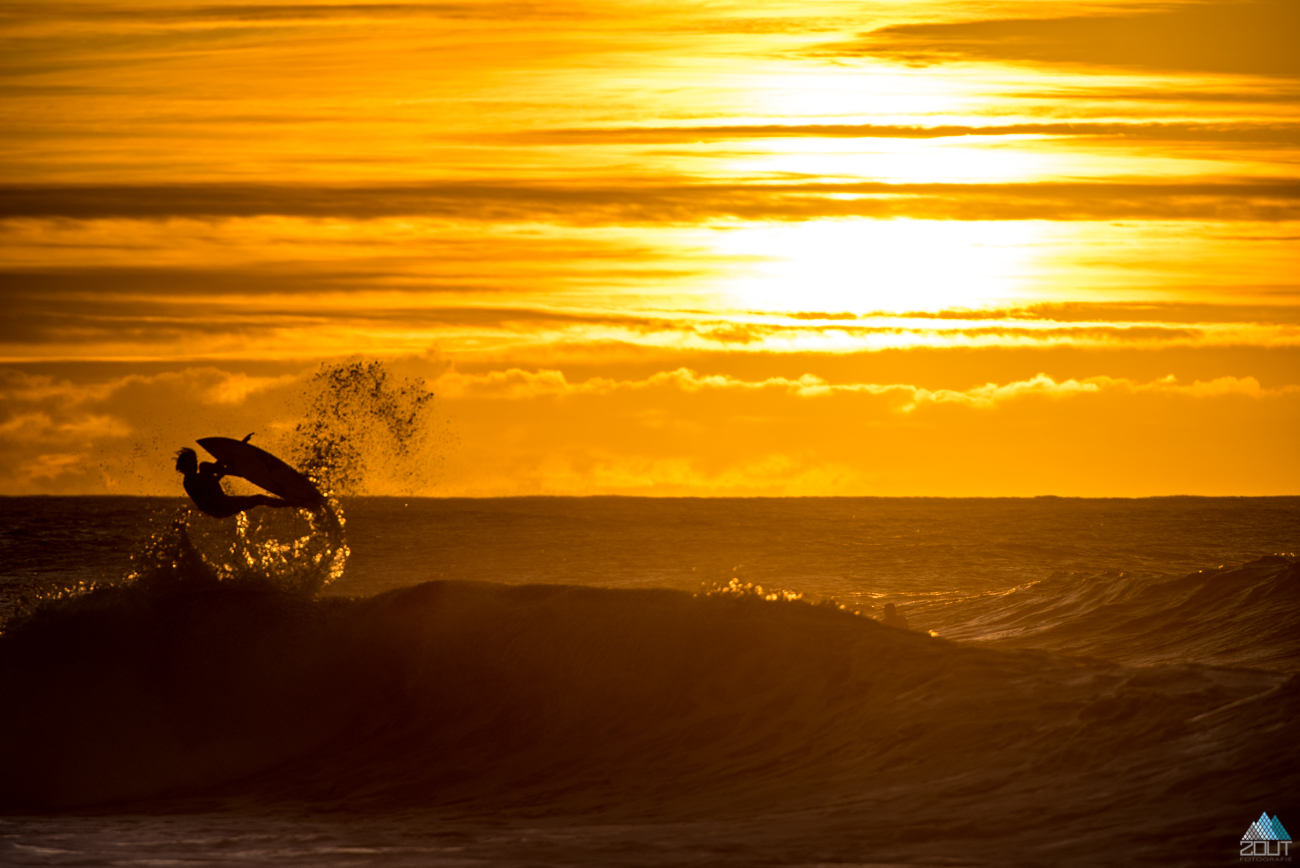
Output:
(748, 66), (987, 120)
(707, 219), (1047, 314)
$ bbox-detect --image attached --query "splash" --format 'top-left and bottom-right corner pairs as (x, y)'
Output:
(287, 360), (442, 496)
(2, 359), (445, 629)
(704, 577), (806, 604)
(121, 357), (444, 597)
(125, 500), (349, 598)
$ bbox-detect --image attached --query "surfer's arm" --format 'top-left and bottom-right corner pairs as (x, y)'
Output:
(200, 461), (230, 480)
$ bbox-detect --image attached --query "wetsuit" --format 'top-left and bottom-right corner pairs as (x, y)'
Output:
(181, 461), (294, 518)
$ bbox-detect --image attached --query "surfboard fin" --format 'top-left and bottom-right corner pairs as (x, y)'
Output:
(241, 432), (254, 443)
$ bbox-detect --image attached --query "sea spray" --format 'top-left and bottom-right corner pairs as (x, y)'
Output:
(195, 356), (447, 593)
(174, 356), (447, 594)
(107, 359), (442, 597)
(1, 357), (448, 628)
(287, 359), (444, 497)
(127, 502), (348, 598)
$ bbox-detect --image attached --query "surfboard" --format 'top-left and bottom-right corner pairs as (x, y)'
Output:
(197, 436), (324, 507)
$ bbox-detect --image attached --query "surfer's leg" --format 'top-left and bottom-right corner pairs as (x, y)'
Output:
(248, 494), (297, 510)
(222, 494), (295, 514)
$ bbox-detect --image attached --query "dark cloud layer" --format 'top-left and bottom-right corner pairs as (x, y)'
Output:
(1012, 88), (1300, 106)
(0, 275), (691, 347)
(510, 123), (1300, 146)
(0, 2), (549, 25)
(2, 265), (1291, 353)
(4, 180), (1299, 223)
(833, 0), (1300, 78)
(755, 303), (1300, 326)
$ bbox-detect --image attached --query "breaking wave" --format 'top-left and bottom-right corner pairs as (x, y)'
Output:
(2, 566), (1296, 818)
(920, 555), (1300, 671)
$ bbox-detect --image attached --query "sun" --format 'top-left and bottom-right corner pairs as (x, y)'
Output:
(706, 218), (1047, 314)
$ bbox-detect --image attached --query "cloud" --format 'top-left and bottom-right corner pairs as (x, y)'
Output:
(965, 302), (1300, 326)
(754, 302), (1300, 326)
(17, 452), (84, 483)
(905, 372), (1289, 409)
(506, 122), (1300, 146)
(1, 360), (1296, 496)
(0, 369), (117, 406)
(432, 365), (1300, 497)
(0, 379), (136, 490)
(200, 371), (297, 404)
(477, 449), (866, 498)
(0, 365), (299, 451)
(829, 0), (1300, 78)
(2, 2), (568, 29)
(0, 366), (299, 493)
(436, 367), (1299, 410)
(1012, 87), (1300, 106)
(4, 180), (1300, 224)
(2, 272), (1297, 360)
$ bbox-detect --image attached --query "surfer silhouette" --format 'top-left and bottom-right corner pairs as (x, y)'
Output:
(176, 433), (324, 517)
(880, 603), (911, 631)
(174, 447), (296, 518)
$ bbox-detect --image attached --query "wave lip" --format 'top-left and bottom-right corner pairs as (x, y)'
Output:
(921, 555), (1300, 671)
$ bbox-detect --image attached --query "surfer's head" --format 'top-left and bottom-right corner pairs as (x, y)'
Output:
(174, 447), (198, 475)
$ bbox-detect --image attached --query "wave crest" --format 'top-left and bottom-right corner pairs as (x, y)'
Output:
(2, 577), (1293, 813)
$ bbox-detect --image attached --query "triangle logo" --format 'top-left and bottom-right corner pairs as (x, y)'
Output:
(1242, 813), (1293, 843)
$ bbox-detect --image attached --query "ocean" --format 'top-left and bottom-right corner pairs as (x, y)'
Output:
(1, 495), (1298, 866)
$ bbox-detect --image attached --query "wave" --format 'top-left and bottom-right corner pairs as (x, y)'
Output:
(916, 555), (1300, 671)
(2, 571), (1296, 822)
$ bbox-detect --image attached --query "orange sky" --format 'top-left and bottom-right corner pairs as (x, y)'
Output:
(2, 0), (1298, 496)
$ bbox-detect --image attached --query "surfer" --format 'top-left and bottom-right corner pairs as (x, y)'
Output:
(174, 447), (297, 518)
(880, 603), (911, 631)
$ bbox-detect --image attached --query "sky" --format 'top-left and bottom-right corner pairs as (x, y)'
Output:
(1, 0), (1298, 497)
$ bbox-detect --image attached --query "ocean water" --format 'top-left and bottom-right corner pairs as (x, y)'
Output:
(1, 495), (1298, 866)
